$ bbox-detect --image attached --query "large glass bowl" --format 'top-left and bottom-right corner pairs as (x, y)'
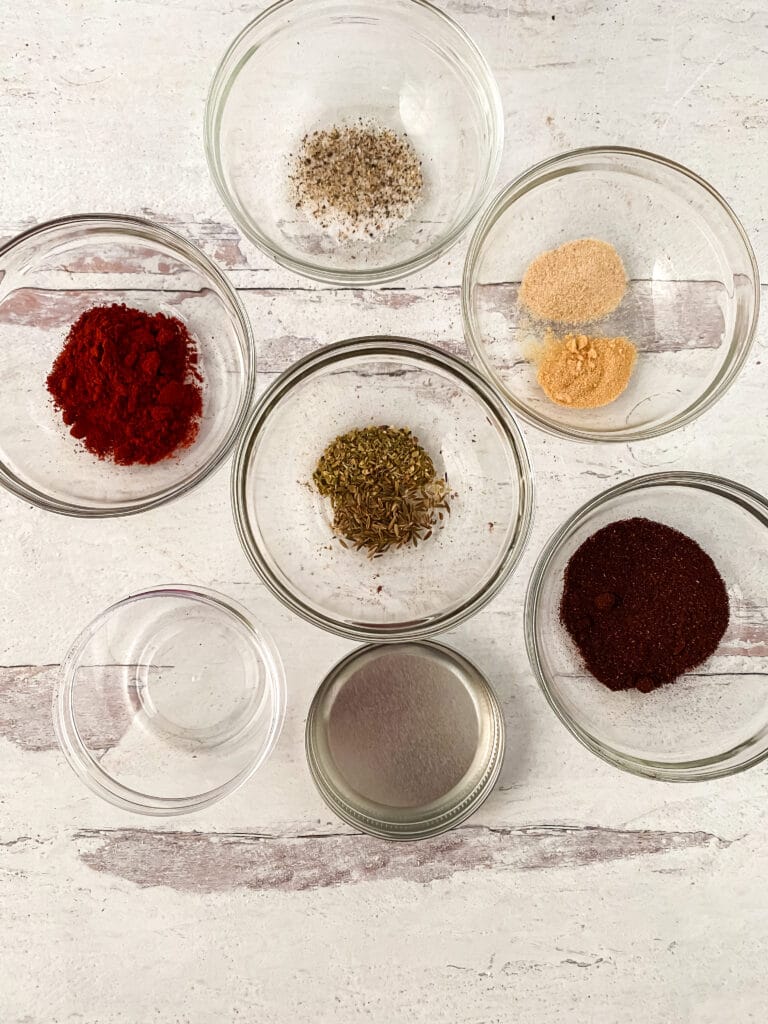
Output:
(233, 337), (534, 641)
(0, 215), (254, 516)
(525, 473), (768, 780)
(463, 148), (759, 442)
(205, 0), (503, 285)
(54, 586), (286, 815)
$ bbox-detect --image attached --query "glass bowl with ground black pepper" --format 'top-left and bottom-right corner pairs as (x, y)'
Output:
(232, 337), (534, 641)
(0, 215), (254, 516)
(463, 147), (759, 442)
(525, 472), (768, 780)
(205, 0), (503, 285)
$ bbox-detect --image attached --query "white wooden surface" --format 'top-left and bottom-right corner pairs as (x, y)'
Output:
(2, 2), (768, 1021)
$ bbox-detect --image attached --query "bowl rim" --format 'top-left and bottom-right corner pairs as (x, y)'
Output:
(525, 470), (768, 781)
(232, 335), (535, 641)
(304, 639), (505, 841)
(52, 584), (287, 816)
(204, 0), (505, 286)
(462, 145), (761, 443)
(0, 213), (256, 518)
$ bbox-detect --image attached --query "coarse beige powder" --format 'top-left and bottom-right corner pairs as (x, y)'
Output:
(537, 331), (637, 408)
(519, 238), (627, 324)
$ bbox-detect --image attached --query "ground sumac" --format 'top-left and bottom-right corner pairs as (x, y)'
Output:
(560, 517), (729, 693)
(47, 303), (203, 466)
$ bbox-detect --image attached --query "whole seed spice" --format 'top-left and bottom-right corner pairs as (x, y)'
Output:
(561, 518), (729, 693)
(313, 425), (449, 557)
(519, 238), (628, 323)
(290, 119), (423, 242)
(536, 330), (637, 408)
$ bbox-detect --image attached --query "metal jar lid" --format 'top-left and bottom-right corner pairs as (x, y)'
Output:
(305, 640), (505, 841)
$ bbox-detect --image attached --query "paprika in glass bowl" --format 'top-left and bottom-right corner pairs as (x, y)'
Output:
(525, 472), (768, 781)
(0, 214), (254, 516)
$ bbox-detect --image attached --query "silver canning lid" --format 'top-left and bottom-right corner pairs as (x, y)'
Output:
(305, 640), (505, 841)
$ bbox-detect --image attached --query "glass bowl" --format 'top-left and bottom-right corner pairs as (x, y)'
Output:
(463, 148), (759, 442)
(54, 586), (286, 815)
(232, 337), (534, 641)
(525, 472), (768, 780)
(0, 214), (255, 516)
(205, 0), (503, 285)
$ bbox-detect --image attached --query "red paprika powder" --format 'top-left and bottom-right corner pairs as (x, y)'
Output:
(46, 304), (203, 466)
(561, 517), (729, 693)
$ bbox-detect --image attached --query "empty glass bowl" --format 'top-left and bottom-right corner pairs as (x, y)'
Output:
(205, 0), (503, 284)
(0, 215), (254, 516)
(233, 337), (534, 641)
(463, 148), (759, 442)
(54, 586), (286, 814)
(525, 473), (768, 780)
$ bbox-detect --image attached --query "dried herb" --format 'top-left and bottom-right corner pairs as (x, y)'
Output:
(313, 425), (449, 557)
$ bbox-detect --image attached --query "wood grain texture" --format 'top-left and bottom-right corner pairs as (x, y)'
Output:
(1, 1), (768, 1022)
(75, 823), (731, 892)
(0, 280), (730, 353)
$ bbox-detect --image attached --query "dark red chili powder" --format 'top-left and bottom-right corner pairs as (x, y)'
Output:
(47, 304), (203, 466)
(560, 517), (729, 693)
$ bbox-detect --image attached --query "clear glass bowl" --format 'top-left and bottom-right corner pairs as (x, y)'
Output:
(0, 215), (255, 516)
(205, 0), (503, 285)
(463, 148), (760, 442)
(233, 337), (534, 641)
(525, 473), (768, 780)
(54, 586), (286, 815)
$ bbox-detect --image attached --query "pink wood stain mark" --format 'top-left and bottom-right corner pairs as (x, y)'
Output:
(211, 237), (247, 269)
(0, 665), (137, 752)
(58, 251), (187, 275)
(0, 666), (58, 752)
(0, 289), (198, 329)
(137, 214), (248, 270)
(477, 280), (726, 351)
(75, 824), (730, 893)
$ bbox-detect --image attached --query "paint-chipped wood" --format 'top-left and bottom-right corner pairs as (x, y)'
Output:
(2, 1), (768, 1022)
(75, 824), (731, 893)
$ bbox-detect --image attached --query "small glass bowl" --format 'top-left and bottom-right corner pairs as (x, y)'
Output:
(525, 472), (768, 780)
(232, 337), (534, 641)
(54, 586), (286, 815)
(463, 148), (760, 442)
(0, 215), (254, 516)
(205, 0), (503, 285)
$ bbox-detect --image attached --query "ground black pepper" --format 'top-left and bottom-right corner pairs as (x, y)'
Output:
(289, 119), (423, 241)
(560, 517), (729, 693)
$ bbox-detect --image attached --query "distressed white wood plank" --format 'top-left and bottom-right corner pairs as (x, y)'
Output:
(1, 1), (768, 1022)
(2, 824), (767, 1024)
(1, 1), (767, 285)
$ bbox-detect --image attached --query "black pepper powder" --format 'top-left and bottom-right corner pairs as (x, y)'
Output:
(560, 517), (730, 693)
